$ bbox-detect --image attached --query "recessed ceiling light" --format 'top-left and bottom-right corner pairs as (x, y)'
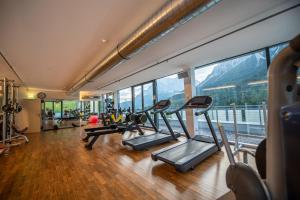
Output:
(101, 39), (107, 43)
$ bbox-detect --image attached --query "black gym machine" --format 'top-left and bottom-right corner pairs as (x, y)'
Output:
(218, 34), (300, 200)
(1, 78), (28, 154)
(82, 111), (147, 150)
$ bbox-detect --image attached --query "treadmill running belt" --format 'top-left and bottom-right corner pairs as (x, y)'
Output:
(125, 133), (171, 145)
(156, 140), (216, 165)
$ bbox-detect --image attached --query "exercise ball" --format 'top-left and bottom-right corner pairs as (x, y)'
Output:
(89, 115), (99, 124)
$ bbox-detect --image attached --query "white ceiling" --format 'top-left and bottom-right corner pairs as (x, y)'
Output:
(87, 0), (300, 91)
(1, 0), (300, 94)
(0, 0), (166, 89)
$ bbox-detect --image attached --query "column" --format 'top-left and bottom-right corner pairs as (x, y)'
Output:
(183, 68), (198, 137)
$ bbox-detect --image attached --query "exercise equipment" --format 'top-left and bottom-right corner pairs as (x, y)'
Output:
(82, 109), (145, 140)
(83, 113), (145, 150)
(85, 107), (133, 133)
(43, 108), (83, 131)
(88, 115), (99, 124)
(218, 34), (300, 200)
(151, 96), (221, 172)
(1, 78), (29, 153)
(122, 99), (181, 151)
(99, 106), (130, 127)
(99, 98), (116, 126)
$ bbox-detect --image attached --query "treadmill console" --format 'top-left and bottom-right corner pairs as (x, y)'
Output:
(155, 100), (170, 109)
(186, 96), (212, 108)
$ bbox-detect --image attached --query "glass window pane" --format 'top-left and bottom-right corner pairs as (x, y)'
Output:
(143, 82), (154, 127)
(80, 101), (84, 112)
(83, 101), (90, 116)
(195, 50), (268, 145)
(62, 100), (78, 118)
(157, 74), (185, 132)
(45, 101), (54, 119)
(54, 101), (61, 119)
(99, 100), (104, 113)
(118, 88), (132, 110)
(143, 83), (154, 109)
(94, 101), (99, 114)
(90, 101), (94, 113)
(269, 43), (288, 61)
(106, 93), (114, 101)
(134, 86), (142, 112)
(45, 101), (53, 111)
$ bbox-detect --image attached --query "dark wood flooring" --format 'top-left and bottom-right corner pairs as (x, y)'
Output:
(0, 127), (245, 200)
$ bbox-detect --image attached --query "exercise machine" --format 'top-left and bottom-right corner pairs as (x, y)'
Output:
(218, 34), (300, 200)
(151, 96), (221, 172)
(100, 98), (118, 126)
(82, 111), (145, 142)
(122, 100), (181, 151)
(83, 112), (146, 150)
(1, 78), (29, 154)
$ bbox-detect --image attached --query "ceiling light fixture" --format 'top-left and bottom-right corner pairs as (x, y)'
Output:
(247, 80), (268, 85)
(203, 85), (236, 91)
(101, 39), (107, 43)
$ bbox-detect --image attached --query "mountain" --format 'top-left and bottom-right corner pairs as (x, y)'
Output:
(196, 53), (266, 90)
(195, 52), (268, 105)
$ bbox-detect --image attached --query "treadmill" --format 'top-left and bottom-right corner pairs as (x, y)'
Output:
(122, 100), (181, 150)
(151, 96), (221, 172)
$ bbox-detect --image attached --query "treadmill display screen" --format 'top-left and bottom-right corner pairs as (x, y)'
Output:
(187, 96), (211, 108)
(155, 100), (170, 109)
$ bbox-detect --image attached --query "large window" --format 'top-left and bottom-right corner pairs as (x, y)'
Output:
(142, 82), (154, 127)
(129, 82), (155, 127)
(157, 74), (185, 132)
(195, 50), (268, 144)
(118, 88), (132, 110)
(94, 101), (99, 114)
(54, 101), (62, 119)
(45, 101), (53, 112)
(99, 99), (105, 113)
(143, 82), (154, 110)
(90, 101), (94, 114)
(106, 92), (114, 100)
(44, 101), (54, 119)
(82, 101), (90, 115)
(133, 86), (142, 112)
(62, 100), (78, 118)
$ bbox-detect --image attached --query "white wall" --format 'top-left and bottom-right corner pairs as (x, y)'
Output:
(19, 87), (78, 100)
(15, 99), (41, 133)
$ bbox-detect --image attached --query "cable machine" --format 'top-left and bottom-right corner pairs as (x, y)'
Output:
(0, 78), (28, 155)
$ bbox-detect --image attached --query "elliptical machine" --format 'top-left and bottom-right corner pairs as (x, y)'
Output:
(218, 35), (300, 200)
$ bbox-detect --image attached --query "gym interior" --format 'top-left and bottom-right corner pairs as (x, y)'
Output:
(0, 0), (300, 199)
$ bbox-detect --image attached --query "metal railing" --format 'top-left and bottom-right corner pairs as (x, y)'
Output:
(158, 102), (267, 146)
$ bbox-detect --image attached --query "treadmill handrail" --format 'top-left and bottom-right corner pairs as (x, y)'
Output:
(166, 96), (213, 115)
(140, 99), (171, 113)
(151, 104), (170, 114)
(194, 102), (213, 116)
(166, 108), (181, 115)
(141, 104), (157, 112)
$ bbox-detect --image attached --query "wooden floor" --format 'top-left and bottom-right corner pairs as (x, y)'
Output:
(0, 127), (239, 200)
